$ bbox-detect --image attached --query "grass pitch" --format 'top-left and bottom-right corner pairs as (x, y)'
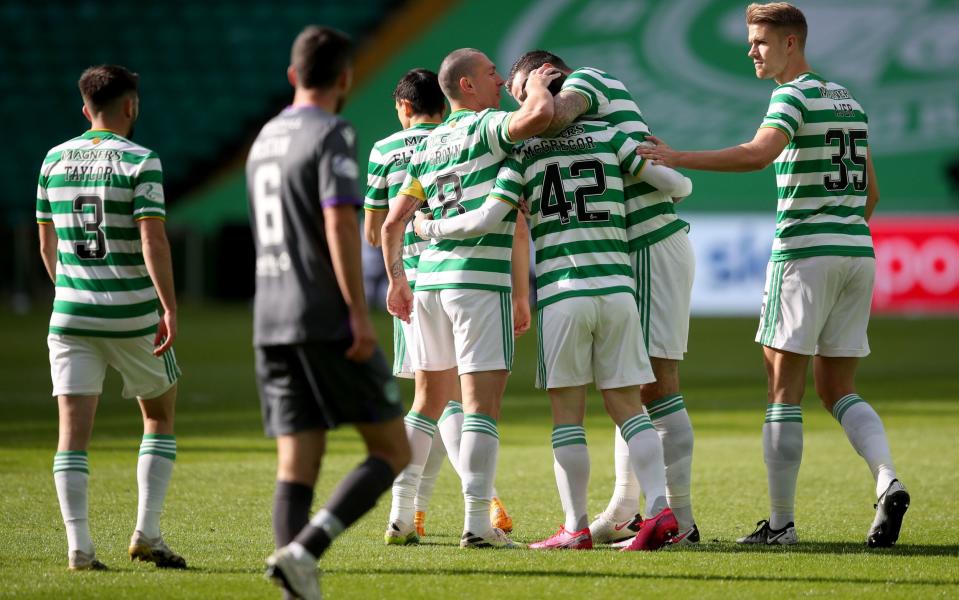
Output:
(0, 304), (957, 599)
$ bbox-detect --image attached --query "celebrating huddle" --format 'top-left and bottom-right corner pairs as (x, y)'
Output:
(369, 0), (908, 558)
(370, 48), (698, 551)
(36, 2), (909, 599)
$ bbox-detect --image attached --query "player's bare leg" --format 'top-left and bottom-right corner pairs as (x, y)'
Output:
(814, 356), (908, 547)
(129, 383), (186, 568)
(387, 367), (456, 544)
(458, 370), (518, 548)
(55, 395), (105, 570)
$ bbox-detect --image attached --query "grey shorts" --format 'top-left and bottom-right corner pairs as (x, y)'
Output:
(255, 340), (403, 437)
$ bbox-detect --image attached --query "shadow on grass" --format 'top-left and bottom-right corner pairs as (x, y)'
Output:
(670, 540), (959, 558)
(326, 564), (959, 586)
(412, 538), (959, 558)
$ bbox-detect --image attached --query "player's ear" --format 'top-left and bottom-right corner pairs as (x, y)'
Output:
(339, 67), (354, 94)
(81, 104), (93, 124)
(402, 99), (414, 118)
(459, 75), (473, 97)
(287, 65), (298, 88)
(123, 95), (136, 120)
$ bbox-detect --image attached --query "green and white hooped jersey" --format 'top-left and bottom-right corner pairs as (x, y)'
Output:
(490, 121), (645, 308)
(36, 130), (164, 337)
(562, 67), (687, 250)
(761, 72), (873, 261)
(400, 108), (519, 292)
(364, 123), (437, 288)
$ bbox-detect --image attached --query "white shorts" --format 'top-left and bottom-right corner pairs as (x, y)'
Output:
(536, 293), (655, 390)
(48, 333), (181, 399)
(756, 256), (874, 357)
(409, 288), (513, 374)
(632, 230), (695, 360)
(392, 316), (415, 379)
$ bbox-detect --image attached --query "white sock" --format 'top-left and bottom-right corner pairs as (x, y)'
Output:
(438, 401), (464, 479)
(648, 394), (695, 531)
(414, 433), (448, 513)
(551, 426), (589, 532)
(136, 435), (176, 538)
(603, 426), (640, 520)
(621, 412), (668, 516)
(764, 404), (803, 530)
(832, 395), (897, 497)
(460, 414), (499, 534)
(53, 451), (93, 554)
(389, 412), (436, 525)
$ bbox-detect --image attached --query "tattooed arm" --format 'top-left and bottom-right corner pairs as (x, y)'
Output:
(541, 90), (589, 138)
(381, 194), (422, 322)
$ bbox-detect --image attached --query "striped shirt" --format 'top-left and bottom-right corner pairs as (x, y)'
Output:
(36, 130), (164, 337)
(490, 121), (645, 307)
(364, 123), (437, 288)
(400, 108), (519, 292)
(562, 67), (687, 250)
(761, 72), (873, 261)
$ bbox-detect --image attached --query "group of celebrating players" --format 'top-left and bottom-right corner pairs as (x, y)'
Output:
(36, 2), (910, 599)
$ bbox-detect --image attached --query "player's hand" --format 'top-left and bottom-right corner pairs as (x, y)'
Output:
(413, 211), (432, 239)
(518, 197), (531, 217)
(345, 311), (377, 362)
(364, 225), (381, 248)
(386, 280), (414, 323)
(153, 309), (177, 356)
(525, 64), (562, 92)
(512, 296), (531, 338)
(636, 135), (681, 168)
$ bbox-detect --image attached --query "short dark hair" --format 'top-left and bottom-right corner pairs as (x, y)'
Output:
(291, 25), (354, 90)
(392, 69), (445, 116)
(506, 50), (570, 93)
(78, 65), (139, 112)
(746, 2), (808, 50)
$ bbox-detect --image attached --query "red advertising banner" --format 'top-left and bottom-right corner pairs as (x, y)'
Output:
(871, 216), (959, 314)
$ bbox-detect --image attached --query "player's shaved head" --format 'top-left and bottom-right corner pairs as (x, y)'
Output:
(438, 48), (485, 100)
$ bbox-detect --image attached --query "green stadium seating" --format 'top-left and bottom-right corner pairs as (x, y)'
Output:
(0, 0), (403, 224)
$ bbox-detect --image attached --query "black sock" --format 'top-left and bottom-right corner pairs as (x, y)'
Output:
(294, 456), (395, 558)
(273, 481), (314, 548)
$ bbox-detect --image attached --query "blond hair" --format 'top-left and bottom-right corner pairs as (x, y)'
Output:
(746, 2), (808, 50)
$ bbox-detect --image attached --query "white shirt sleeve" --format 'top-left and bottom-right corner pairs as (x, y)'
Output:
(419, 198), (514, 240)
(639, 163), (693, 199)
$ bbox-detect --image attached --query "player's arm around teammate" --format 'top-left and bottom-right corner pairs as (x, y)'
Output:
(638, 2), (907, 548)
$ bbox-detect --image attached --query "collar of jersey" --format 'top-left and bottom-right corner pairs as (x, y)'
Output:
(409, 122), (439, 131)
(796, 71), (824, 83)
(446, 108), (475, 121)
(83, 129), (118, 139)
